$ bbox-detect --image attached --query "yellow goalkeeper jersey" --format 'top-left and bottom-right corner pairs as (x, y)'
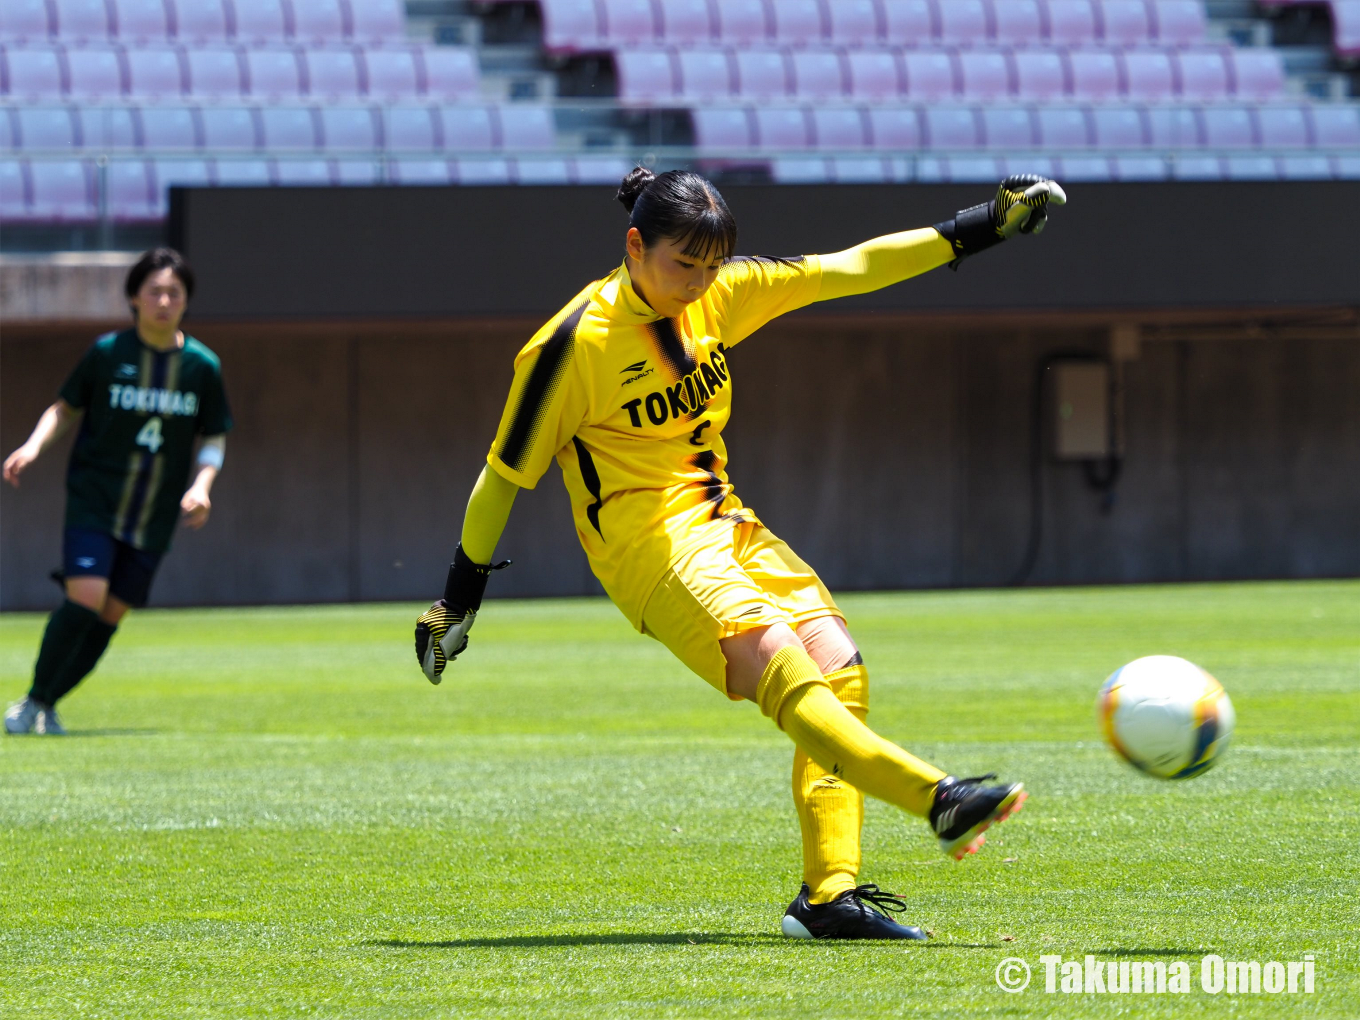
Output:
(487, 231), (952, 628)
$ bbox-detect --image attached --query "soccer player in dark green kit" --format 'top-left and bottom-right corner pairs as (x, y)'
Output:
(4, 248), (232, 735)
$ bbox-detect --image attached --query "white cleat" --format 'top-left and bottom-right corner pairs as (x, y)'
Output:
(35, 706), (65, 736)
(4, 697), (41, 735)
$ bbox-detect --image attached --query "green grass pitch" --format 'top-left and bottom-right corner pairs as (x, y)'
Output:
(2, 580), (1357, 1018)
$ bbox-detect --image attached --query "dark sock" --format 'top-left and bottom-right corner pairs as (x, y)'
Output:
(28, 600), (99, 706)
(48, 619), (118, 704)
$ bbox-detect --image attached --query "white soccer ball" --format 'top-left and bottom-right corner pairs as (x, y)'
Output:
(1097, 655), (1235, 780)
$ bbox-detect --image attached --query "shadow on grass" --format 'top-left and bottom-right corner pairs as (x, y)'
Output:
(1099, 948), (1202, 957)
(369, 935), (1004, 950)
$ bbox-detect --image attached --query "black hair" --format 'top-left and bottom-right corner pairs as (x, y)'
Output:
(125, 247), (195, 302)
(616, 167), (737, 262)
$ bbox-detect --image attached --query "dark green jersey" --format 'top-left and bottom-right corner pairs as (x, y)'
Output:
(59, 330), (232, 554)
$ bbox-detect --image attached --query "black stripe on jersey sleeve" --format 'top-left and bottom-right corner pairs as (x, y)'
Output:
(646, 317), (695, 379)
(498, 300), (589, 475)
(571, 437), (605, 539)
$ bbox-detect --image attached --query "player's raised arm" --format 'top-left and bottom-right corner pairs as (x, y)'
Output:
(816, 175), (1068, 303)
(3, 400), (81, 489)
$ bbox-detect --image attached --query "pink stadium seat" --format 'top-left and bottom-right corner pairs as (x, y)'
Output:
(829, 156), (888, 182)
(1100, 1), (1151, 45)
(675, 49), (733, 101)
(1148, 0), (1205, 44)
(115, 0), (172, 42)
(0, 110), (13, 149)
(291, 0), (346, 43)
(382, 105), (435, 149)
(30, 159), (95, 219)
(655, 0), (712, 44)
(1175, 50), (1228, 102)
(1223, 154), (1278, 180)
(1002, 154), (1054, 178)
(66, 45), (125, 99)
(199, 106), (258, 148)
(53, 0), (112, 40)
(349, 0), (405, 42)
(938, 0), (987, 45)
(260, 107), (317, 150)
(1011, 49), (1064, 99)
(810, 107), (865, 147)
(1113, 154), (1167, 179)
(1091, 106), (1145, 146)
(769, 0), (824, 46)
(2, 0), (53, 42)
(3, 47), (64, 99)
(924, 107), (980, 148)
(845, 50), (900, 98)
(77, 105), (136, 147)
(1335, 2), (1360, 57)
(981, 107), (1034, 148)
(319, 106), (377, 150)
(1227, 49), (1284, 99)
(124, 47), (186, 98)
(16, 107), (78, 149)
(880, 0), (935, 45)
(733, 49), (789, 98)
(303, 48), (360, 98)
(213, 159), (271, 184)
(1255, 105), (1308, 147)
(601, 0), (657, 44)
(826, 0), (879, 45)
(789, 50), (844, 98)
(901, 50), (954, 99)
(333, 158), (378, 183)
(150, 158), (210, 214)
(614, 49), (676, 102)
(514, 158), (571, 184)
(690, 107), (753, 149)
(136, 105), (197, 148)
(421, 47), (478, 98)
(244, 48), (301, 97)
(754, 107), (811, 148)
(922, 155), (999, 181)
(185, 47), (243, 96)
(363, 49), (418, 98)
(452, 158), (509, 184)
(106, 159), (156, 219)
(770, 156), (828, 182)
(712, 0), (768, 45)
(275, 159), (333, 184)
(172, 0), (228, 42)
(389, 158), (450, 184)
(1043, 0), (1096, 45)
(232, 0), (289, 43)
(1121, 49), (1174, 102)
(866, 106), (921, 147)
(1277, 155), (1330, 179)
(572, 153), (632, 184)
(540, 0), (600, 51)
(0, 159), (27, 219)
(992, 0), (1043, 46)
(1145, 105), (1201, 146)
(1067, 49), (1118, 100)
(1307, 105), (1360, 147)
(438, 106), (495, 150)
(1036, 105), (1090, 146)
(957, 50), (1009, 100)
(497, 105), (555, 149)
(1057, 154), (1111, 179)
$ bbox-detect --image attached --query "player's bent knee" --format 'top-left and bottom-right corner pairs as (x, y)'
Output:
(721, 623), (802, 703)
(795, 616), (860, 676)
(65, 576), (109, 614)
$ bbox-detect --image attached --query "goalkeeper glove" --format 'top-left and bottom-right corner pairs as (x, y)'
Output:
(934, 175), (1068, 268)
(414, 544), (509, 685)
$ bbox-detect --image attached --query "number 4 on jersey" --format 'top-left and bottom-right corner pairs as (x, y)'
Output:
(136, 416), (165, 454)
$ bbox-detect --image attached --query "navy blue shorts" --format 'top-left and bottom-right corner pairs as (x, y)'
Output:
(62, 527), (162, 609)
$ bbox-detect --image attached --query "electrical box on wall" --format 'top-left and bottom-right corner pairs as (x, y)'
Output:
(1053, 362), (1110, 460)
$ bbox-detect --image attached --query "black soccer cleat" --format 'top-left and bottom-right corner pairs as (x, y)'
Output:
(781, 883), (929, 941)
(929, 773), (1027, 860)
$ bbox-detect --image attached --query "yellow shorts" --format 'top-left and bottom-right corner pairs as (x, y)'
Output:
(640, 521), (843, 698)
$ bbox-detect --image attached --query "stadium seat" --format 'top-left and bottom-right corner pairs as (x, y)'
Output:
(770, 0), (824, 46)
(1122, 49), (1174, 102)
(789, 50), (845, 99)
(233, 0), (290, 43)
(829, 156), (888, 182)
(115, 0), (172, 43)
(1201, 106), (1256, 147)
(1043, 0), (1097, 45)
(66, 46), (125, 99)
(655, 0), (712, 44)
(213, 159), (272, 184)
(1036, 106), (1091, 147)
(514, 158), (571, 184)
(810, 107), (866, 147)
(421, 47), (479, 99)
(16, 107), (78, 150)
(437, 106), (495, 150)
(0, 160), (27, 219)
(453, 158), (510, 184)
(866, 106), (921, 148)
(1091, 106), (1146, 147)
(244, 49), (302, 98)
(1224, 154), (1279, 179)
(938, 0), (987, 46)
(540, 0), (600, 51)
(614, 49), (677, 103)
(29, 159), (95, 219)
(150, 158), (210, 214)
(754, 108), (811, 149)
(1057, 155), (1112, 180)
(77, 106), (137, 148)
(136, 106), (198, 149)
(335, 158), (380, 183)
(1255, 105), (1309, 147)
(53, 0), (112, 41)
(1067, 49), (1119, 100)
(1277, 154), (1331, 179)
(1175, 50), (1229, 102)
(2, 47), (64, 100)
(389, 157), (451, 184)
(770, 157), (829, 183)
(362, 49), (419, 99)
(185, 47), (245, 97)
(1227, 50), (1284, 100)
(260, 107), (318, 150)
(106, 159), (156, 219)
(1002, 154), (1056, 179)
(1113, 154), (1168, 179)
(1334, 2), (1360, 57)
(826, 0), (879, 46)
(1145, 105), (1202, 146)
(172, 0), (229, 43)
(600, 0), (658, 45)
(349, 0), (406, 43)
(199, 106), (259, 148)
(572, 154), (633, 183)
(993, 0), (1044, 46)
(1, 0), (53, 43)
(880, 0), (935, 45)
(0, 110), (13, 149)
(1149, 0), (1206, 44)
(275, 159), (334, 184)
(319, 106), (378, 150)
(957, 50), (1009, 100)
(291, 0), (346, 44)
(1099, 0), (1151, 45)
(1307, 105), (1360, 147)
(303, 49), (361, 99)
(845, 50), (902, 99)
(924, 107), (980, 148)
(901, 50), (955, 99)
(690, 107), (753, 149)
(982, 107), (1035, 148)
(919, 155), (1000, 182)
(1012, 50), (1065, 100)
(712, 0), (768, 45)
(733, 49), (789, 99)
(124, 47), (187, 98)
(496, 105), (555, 150)
(1170, 155), (1222, 179)
(382, 105), (435, 150)
(675, 49), (734, 101)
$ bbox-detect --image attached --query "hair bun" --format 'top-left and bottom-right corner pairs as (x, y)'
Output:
(616, 166), (656, 214)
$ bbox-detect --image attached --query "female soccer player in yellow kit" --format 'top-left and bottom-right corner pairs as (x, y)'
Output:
(416, 168), (1066, 940)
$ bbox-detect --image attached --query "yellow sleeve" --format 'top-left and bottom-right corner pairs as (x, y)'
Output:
(487, 300), (591, 490)
(460, 465), (518, 564)
(814, 227), (955, 302)
(708, 256), (824, 346)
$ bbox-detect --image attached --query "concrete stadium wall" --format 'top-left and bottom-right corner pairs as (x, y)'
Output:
(4, 314), (1358, 611)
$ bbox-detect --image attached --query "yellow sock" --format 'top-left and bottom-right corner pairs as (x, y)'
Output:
(794, 664), (868, 904)
(759, 646), (946, 819)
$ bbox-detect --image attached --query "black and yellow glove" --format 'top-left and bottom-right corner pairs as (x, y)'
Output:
(934, 175), (1068, 268)
(414, 545), (508, 685)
